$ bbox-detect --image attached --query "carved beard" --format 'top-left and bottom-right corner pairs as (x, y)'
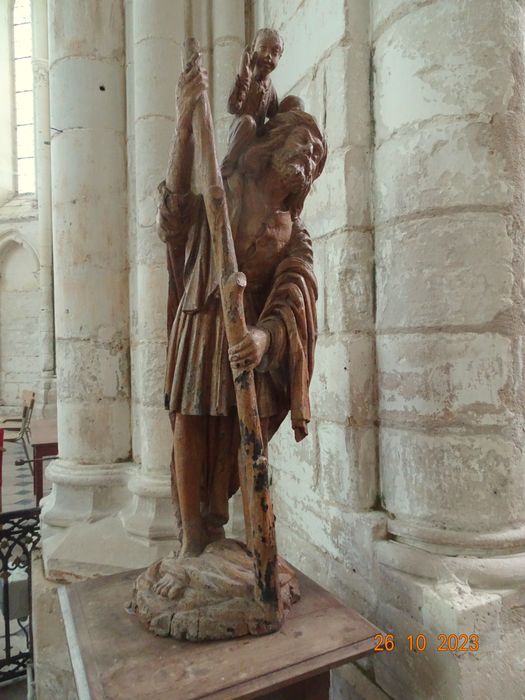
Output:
(272, 148), (312, 194)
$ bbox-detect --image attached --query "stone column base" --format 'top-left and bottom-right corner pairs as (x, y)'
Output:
(41, 461), (179, 580)
(373, 540), (525, 699)
(120, 473), (180, 541)
(41, 517), (176, 581)
(41, 460), (130, 527)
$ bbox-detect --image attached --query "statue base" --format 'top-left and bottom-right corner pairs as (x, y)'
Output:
(130, 538), (300, 640)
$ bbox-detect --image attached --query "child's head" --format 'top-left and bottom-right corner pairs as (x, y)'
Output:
(252, 28), (284, 78)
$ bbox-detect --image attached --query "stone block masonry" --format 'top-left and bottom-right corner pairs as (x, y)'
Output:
(373, 0), (525, 696)
(257, 0), (381, 694)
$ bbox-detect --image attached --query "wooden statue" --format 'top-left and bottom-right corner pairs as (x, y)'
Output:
(131, 33), (327, 642)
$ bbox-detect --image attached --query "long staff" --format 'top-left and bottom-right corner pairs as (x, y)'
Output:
(175, 38), (282, 630)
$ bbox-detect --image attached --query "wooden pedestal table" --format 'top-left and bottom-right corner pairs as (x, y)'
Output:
(29, 419), (58, 504)
(59, 567), (380, 700)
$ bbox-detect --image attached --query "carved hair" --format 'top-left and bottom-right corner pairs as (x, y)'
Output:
(238, 110), (327, 219)
(251, 27), (284, 55)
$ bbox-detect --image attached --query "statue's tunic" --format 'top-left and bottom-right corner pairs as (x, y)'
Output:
(157, 171), (317, 524)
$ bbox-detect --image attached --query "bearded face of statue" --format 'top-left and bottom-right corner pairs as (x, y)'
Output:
(272, 125), (325, 194)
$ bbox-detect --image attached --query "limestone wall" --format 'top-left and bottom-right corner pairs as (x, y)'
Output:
(373, 0), (524, 549)
(255, 2), (385, 692)
(0, 198), (40, 411)
(255, 1), (525, 698)
(0, 1), (56, 420)
(372, 1), (525, 697)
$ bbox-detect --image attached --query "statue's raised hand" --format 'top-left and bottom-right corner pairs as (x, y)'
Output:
(238, 45), (254, 82)
(176, 58), (208, 132)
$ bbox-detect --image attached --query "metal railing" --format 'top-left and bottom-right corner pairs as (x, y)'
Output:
(0, 507), (41, 683)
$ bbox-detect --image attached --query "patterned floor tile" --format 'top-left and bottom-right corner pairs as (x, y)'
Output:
(1, 440), (48, 513)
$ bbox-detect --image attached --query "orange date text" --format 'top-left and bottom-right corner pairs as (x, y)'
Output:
(374, 633), (479, 653)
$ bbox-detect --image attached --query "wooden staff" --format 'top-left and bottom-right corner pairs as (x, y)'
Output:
(178, 38), (282, 630)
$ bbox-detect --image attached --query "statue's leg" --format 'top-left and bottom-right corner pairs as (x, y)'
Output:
(204, 414), (240, 541)
(174, 413), (209, 558)
(168, 411), (182, 537)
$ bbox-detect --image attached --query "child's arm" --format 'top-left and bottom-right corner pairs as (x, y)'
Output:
(228, 46), (254, 114)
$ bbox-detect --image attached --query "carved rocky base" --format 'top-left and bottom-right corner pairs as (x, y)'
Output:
(130, 538), (300, 641)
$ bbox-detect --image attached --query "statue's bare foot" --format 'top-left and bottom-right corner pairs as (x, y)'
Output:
(152, 572), (186, 600)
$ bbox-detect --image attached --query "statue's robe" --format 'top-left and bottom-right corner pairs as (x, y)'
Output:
(157, 170), (317, 527)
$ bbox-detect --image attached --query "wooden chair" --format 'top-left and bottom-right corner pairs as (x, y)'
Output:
(0, 390), (35, 428)
(3, 397), (35, 465)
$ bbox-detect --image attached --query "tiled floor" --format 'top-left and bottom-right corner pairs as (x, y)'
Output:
(1, 438), (50, 513)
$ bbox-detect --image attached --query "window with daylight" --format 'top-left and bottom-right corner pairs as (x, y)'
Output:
(13, 0), (35, 194)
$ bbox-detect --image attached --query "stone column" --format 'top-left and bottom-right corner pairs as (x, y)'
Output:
(41, 0), (132, 576)
(373, 1), (525, 696)
(209, 0), (245, 161)
(120, 0), (184, 543)
(31, 0), (56, 417)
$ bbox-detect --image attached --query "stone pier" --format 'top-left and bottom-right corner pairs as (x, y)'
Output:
(32, 0), (56, 417)
(120, 0), (183, 545)
(42, 0), (142, 577)
(373, 0), (525, 696)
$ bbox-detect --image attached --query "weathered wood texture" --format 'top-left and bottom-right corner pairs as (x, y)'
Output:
(63, 567), (379, 700)
(131, 540), (300, 641)
(180, 38), (281, 628)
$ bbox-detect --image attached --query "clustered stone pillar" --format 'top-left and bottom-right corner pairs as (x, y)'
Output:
(373, 1), (525, 696)
(121, 0), (184, 544)
(209, 0), (245, 162)
(42, 0), (132, 574)
(32, 0), (56, 417)
(122, 0), (247, 543)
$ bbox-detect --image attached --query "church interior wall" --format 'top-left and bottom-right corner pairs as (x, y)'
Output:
(0, 211), (40, 411)
(254, 2), (384, 696)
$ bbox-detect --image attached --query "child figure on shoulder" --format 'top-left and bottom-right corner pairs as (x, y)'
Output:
(222, 28), (303, 177)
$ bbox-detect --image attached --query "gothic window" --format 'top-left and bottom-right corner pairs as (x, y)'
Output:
(12, 0), (35, 194)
